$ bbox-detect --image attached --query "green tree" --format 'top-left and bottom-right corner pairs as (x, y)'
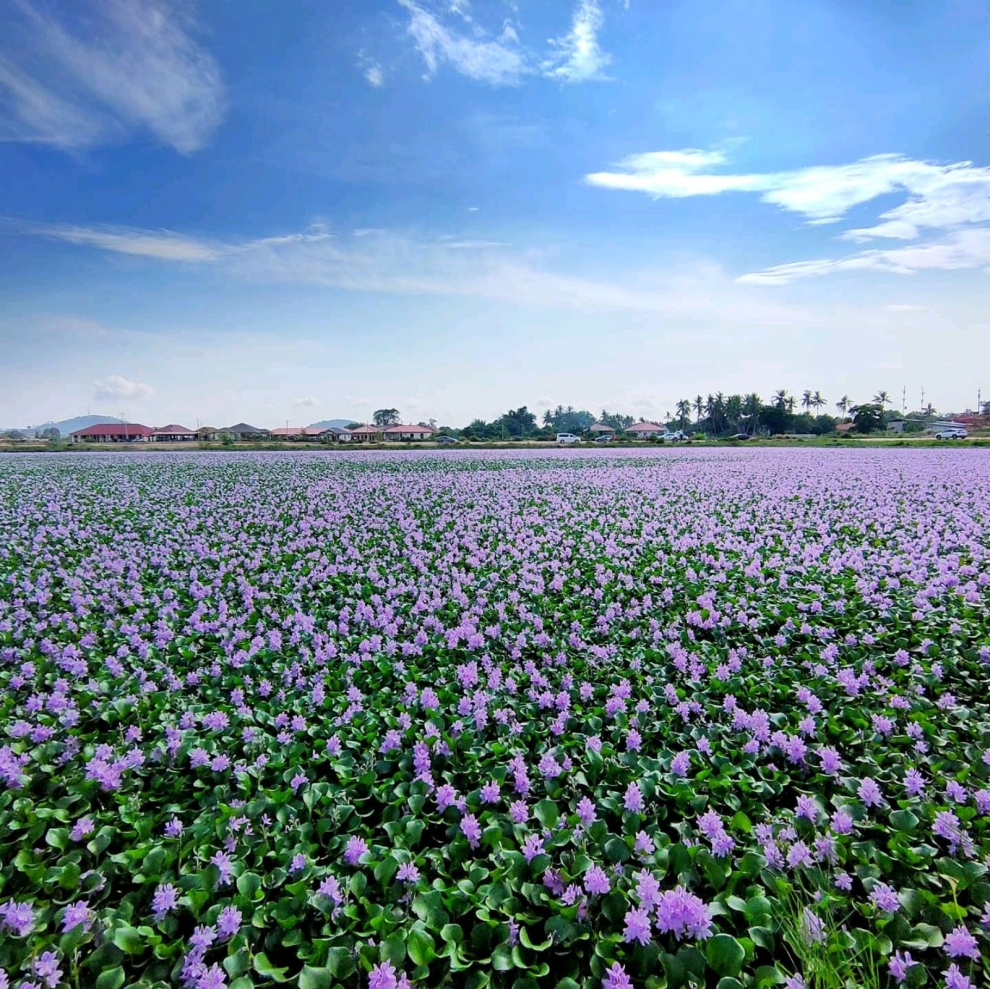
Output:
(801, 390), (813, 413)
(850, 403), (885, 433)
(873, 390), (891, 409)
(693, 395), (704, 423)
(812, 391), (826, 413)
(675, 400), (692, 430)
(373, 408), (400, 427)
(835, 395), (851, 417)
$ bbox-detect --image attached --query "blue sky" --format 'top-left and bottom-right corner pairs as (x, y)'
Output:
(2, 0), (989, 427)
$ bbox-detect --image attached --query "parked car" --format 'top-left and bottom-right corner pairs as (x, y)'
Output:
(731, 433), (751, 441)
(435, 435), (457, 444)
(595, 434), (613, 443)
(556, 433), (581, 445)
(662, 430), (687, 442)
(935, 429), (967, 440)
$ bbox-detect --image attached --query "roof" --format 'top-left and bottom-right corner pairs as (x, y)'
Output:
(383, 423), (437, 433)
(270, 426), (330, 437)
(71, 423), (153, 437)
(589, 422), (616, 432)
(349, 424), (380, 434)
(627, 421), (665, 432)
(223, 423), (269, 434)
(153, 424), (193, 434)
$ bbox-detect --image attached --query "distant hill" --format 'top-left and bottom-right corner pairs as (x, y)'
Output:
(25, 415), (125, 438)
(308, 418), (364, 429)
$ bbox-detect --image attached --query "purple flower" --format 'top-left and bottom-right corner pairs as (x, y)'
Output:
(944, 965), (975, 989)
(888, 951), (915, 984)
(576, 796), (597, 827)
(343, 836), (369, 866)
(0, 903), (33, 938)
(624, 782), (644, 813)
(151, 883), (179, 921)
(522, 834), (545, 863)
(623, 906), (653, 945)
(62, 901), (92, 932)
(368, 961), (398, 989)
(602, 961), (633, 989)
(480, 781), (500, 804)
(654, 886), (713, 941)
(317, 875), (343, 905)
(857, 778), (884, 809)
(33, 952), (63, 989)
(870, 882), (899, 914)
(510, 800), (529, 824)
(70, 817), (95, 841)
(830, 809), (854, 835)
(584, 865), (610, 895)
(944, 925), (980, 960)
(217, 906), (242, 939)
(801, 908), (825, 945)
(670, 751), (690, 777)
(397, 862), (420, 883)
(460, 814), (482, 847)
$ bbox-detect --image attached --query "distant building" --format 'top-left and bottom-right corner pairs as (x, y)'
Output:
(269, 427), (334, 441)
(626, 422), (665, 440)
(71, 423), (153, 443)
(345, 424), (381, 443)
(382, 424), (437, 441)
(196, 426), (220, 441)
(589, 422), (616, 435)
(221, 423), (271, 441)
(152, 424), (195, 442)
(925, 420), (967, 434)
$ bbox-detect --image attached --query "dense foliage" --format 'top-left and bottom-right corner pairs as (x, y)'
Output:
(1, 449), (989, 989)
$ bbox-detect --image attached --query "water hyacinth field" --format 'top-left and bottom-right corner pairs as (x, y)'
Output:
(3, 450), (990, 989)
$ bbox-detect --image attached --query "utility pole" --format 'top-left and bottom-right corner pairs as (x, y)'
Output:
(920, 387), (925, 413)
(902, 386), (907, 413)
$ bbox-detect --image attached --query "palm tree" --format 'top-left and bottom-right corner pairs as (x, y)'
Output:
(835, 395), (851, 416)
(873, 390), (891, 409)
(801, 390), (813, 413)
(786, 395), (796, 414)
(812, 391), (826, 413)
(773, 389), (788, 410)
(742, 393), (762, 434)
(693, 396), (704, 423)
(675, 400), (692, 430)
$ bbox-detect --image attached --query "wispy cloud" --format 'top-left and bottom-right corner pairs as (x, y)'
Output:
(26, 218), (806, 326)
(365, 65), (385, 87)
(542, 0), (611, 83)
(587, 148), (990, 283)
(292, 395), (319, 408)
(395, 0), (615, 87)
(0, 0), (225, 153)
(397, 0), (529, 85)
(94, 374), (154, 400)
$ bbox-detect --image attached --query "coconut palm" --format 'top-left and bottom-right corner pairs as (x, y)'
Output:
(812, 391), (826, 413)
(835, 395), (851, 416)
(801, 390), (813, 413)
(873, 390), (891, 408)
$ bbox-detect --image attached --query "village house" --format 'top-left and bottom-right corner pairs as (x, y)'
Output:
(343, 424), (381, 443)
(382, 424), (438, 441)
(221, 423), (271, 441)
(269, 427), (335, 442)
(70, 423), (154, 443)
(626, 421), (666, 440)
(151, 424), (196, 442)
(589, 422), (616, 436)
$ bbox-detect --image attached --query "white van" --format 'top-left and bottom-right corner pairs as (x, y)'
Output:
(556, 433), (580, 445)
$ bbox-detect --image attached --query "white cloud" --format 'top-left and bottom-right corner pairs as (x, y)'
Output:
(292, 395), (319, 407)
(94, 374), (154, 400)
(396, 0), (614, 87)
(542, 0), (611, 83)
(365, 65), (384, 87)
(27, 219), (806, 325)
(0, 0), (225, 153)
(588, 148), (990, 284)
(397, 0), (529, 86)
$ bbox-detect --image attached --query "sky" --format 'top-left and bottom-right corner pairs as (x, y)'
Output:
(2, 0), (989, 428)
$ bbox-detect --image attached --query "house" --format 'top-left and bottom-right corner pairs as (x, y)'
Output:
(221, 423), (271, 441)
(886, 417), (906, 434)
(925, 420), (968, 434)
(196, 426), (220, 441)
(344, 424), (381, 443)
(70, 423), (154, 443)
(269, 427), (333, 441)
(626, 422), (666, 440)
(589, 422), (616, 436)
(835, 422), (856, 433)
(383, 424), (437, 441)
(152, 424), (195, 442)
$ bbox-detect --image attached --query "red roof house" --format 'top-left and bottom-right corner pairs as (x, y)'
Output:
(383, 424), (437, 441)
(71, 423), (154, 443)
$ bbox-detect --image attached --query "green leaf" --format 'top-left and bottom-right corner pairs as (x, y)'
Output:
(519, 926), (553, 951)
(440, 924), (464, 944)
(534, 798), (559, 829)
(328, 947), (355, 979)
(492, 944), (515, 971)
(890, 810), (919, 834)
(95, 968), (125, 989)
(408, 928), (436, 966)
(237, 871), (262, 898)
(298, 968), (333, 989)
(112, 925), (144, 954)
(382, 935), (406, 967)
(604, 837), (630, 863)
(706, 934), (745, 977)
(253, 952), (291, 982)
